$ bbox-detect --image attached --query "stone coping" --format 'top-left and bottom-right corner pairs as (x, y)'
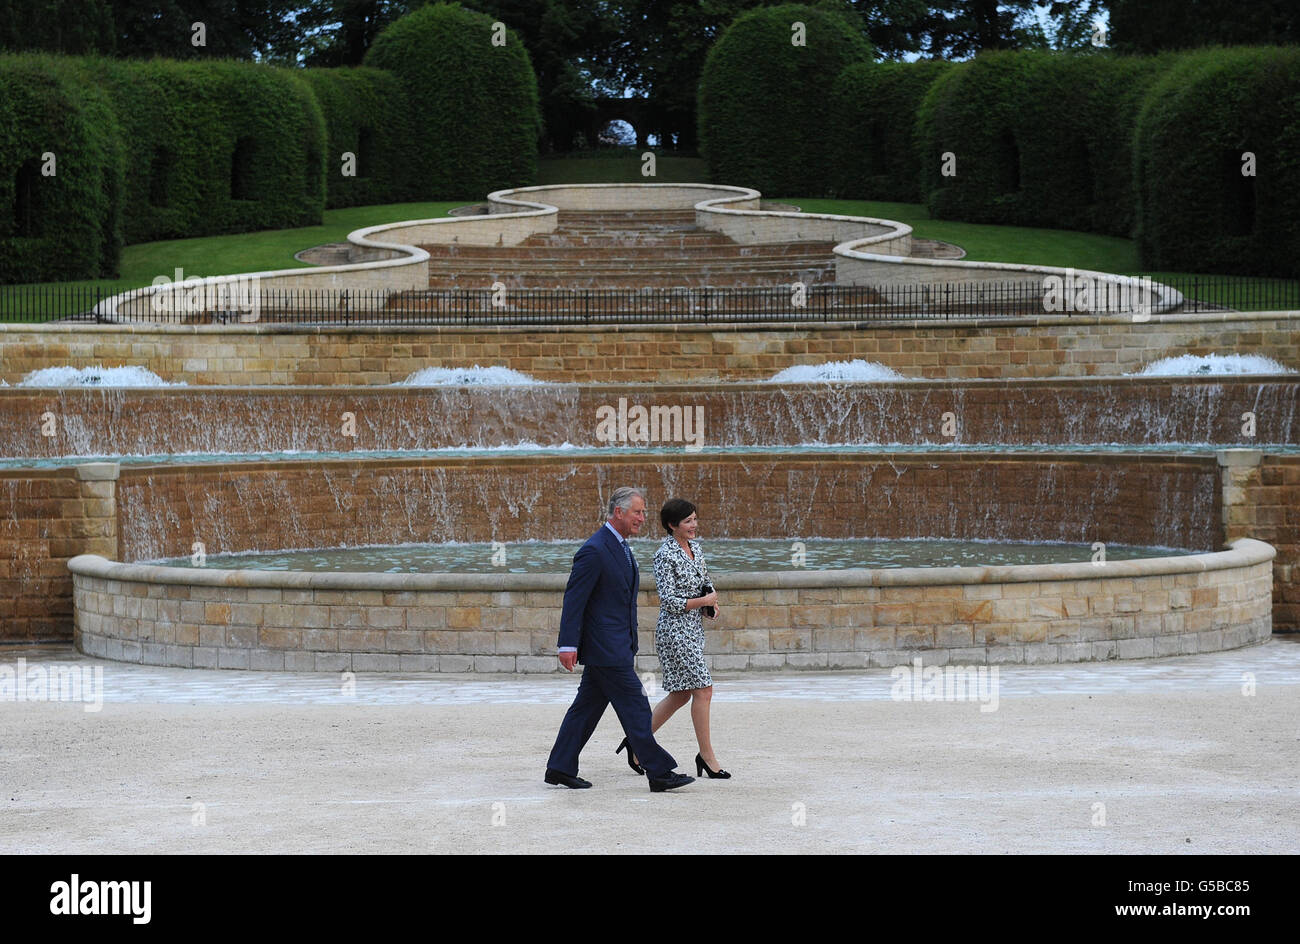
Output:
(15, 308), (1300, 335)
(67, 539), (1273, 593)
(488, 182), (760, 212)
(3, 450), (1230, 483)
(25, 448), (1224, 477)
(2, 374), (1295, 394)
(833, 248), (1185, 313)
(82, 182), (1203, 324)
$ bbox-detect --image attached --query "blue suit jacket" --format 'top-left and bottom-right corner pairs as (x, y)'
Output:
(557, 525), (639, 666)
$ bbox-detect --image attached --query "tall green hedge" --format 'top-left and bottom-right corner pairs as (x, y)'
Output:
(0, 54), (123, 283)
(829, 59), (951, 201)
(1015, 54), (1171, 237)
(915, 51), (1174, 236)
(96, 59), (326, 245)
(698, 3), (874, 196)
(304, 67), (412, 208)
(364, 2), (540, 200)
(914, 52), (1028, 225)
(2, 3), (546, 284)
(1134, 46), (1300, 277)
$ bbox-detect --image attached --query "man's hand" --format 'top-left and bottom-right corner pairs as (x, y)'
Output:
(558, 650), (578, 672)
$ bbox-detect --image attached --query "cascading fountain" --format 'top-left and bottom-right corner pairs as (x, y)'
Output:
(0, 185), (1293, 667)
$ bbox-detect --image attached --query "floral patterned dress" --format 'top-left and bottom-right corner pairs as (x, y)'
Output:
(653, 535), (714, 692)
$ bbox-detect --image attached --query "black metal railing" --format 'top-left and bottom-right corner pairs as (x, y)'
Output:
(0, 284), (104, 323)
(65, 281), (1081, 326)
(1168, 273), (1300, 313)
(1, 273), (1297, 326)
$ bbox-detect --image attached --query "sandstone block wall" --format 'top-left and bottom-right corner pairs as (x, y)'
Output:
(68, 543), (1275, 671)
(2, 315), (1296, 386)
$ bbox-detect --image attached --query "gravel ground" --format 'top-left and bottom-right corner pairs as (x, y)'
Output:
(2, 640), (1297, 854)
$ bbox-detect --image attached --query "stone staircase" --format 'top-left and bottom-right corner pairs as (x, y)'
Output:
(419, 209), (839, 290)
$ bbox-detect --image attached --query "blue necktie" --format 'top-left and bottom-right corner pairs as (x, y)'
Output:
(622, 540), (636, 577)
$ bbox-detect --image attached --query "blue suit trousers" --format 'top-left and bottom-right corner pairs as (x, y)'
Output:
(546, 663), (676, 779)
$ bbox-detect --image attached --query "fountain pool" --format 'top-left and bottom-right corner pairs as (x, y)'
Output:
(68, 538), (1274, 673)
(146, 537), (1194, 574)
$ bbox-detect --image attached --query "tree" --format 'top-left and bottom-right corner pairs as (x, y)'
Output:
(1110, 0), (1300, 54)
(106, 0), (305, 60)
(0, 0), (114, 54)
(295, 0), (411, 65)
(847, 0), (1108, 59)
(454, 0), (621, 152)
(608, 1), (862, 150)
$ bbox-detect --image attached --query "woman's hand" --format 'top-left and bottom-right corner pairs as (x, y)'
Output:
(695, 590), (718, 609)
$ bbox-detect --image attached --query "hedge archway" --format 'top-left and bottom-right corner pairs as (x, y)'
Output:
(829, 59), (952, 201)
(96, 59), (326, 245)
(304, 67), (412, 208)
(1134, 46), (1300, 276)
(0, 55), (123, 283)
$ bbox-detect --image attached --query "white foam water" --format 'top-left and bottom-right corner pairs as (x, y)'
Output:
(17, 365), (185, 387)
(766, 359), (905, 383)
(1132, 354), (1294, 376)
(395, 364), (541, 386)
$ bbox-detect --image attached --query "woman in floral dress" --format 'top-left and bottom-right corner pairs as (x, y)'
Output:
(647, 498), (730, 778)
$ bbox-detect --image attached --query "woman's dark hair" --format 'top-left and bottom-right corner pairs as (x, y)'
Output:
(661, 498), (697, 535)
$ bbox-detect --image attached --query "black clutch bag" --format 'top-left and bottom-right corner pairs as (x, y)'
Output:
(698, 581), (716, 619)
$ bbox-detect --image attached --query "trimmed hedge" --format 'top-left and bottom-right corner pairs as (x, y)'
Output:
(829, 59), (952, 201)
(0, 54), (124, 283)
(915, 51), (1174, 236)
(303, 67), (412, 208)
(364, 2), (540, 200)
(2, 3), (546, 283)
(914, 52), (1031, 225)
(699, 3), (874, 196)
(1134, 46), (1300, 277)
(95, 59), (326, 245)
(1014, 54), (1172, 237)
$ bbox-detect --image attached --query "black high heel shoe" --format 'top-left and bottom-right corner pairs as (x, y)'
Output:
(695, 752), (731, 779)
(616, 737), (645, 775)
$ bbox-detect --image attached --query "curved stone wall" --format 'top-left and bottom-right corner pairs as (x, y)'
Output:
(67, 539), (1275, 671)
(94, 183), (1179, 322)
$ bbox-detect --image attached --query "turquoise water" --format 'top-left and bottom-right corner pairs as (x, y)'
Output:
(148, 537), (1192, 574)
(4, 441), (1299, 471)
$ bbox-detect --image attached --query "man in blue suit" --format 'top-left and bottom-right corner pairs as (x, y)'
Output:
(545, 486), (694, 792)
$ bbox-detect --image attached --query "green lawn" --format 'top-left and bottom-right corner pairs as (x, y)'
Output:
(3, 193), (1294, 320)
(4, 201), (466, 300)
(791, 198), (1140, 274)
(790, 199), (1298, 311)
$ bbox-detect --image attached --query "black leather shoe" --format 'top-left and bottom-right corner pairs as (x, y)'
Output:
(544, 768), (592, 789)
(648, 771), (695, 793)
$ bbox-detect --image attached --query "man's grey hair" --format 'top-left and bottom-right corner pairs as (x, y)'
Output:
(608, 486), (646, 516)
